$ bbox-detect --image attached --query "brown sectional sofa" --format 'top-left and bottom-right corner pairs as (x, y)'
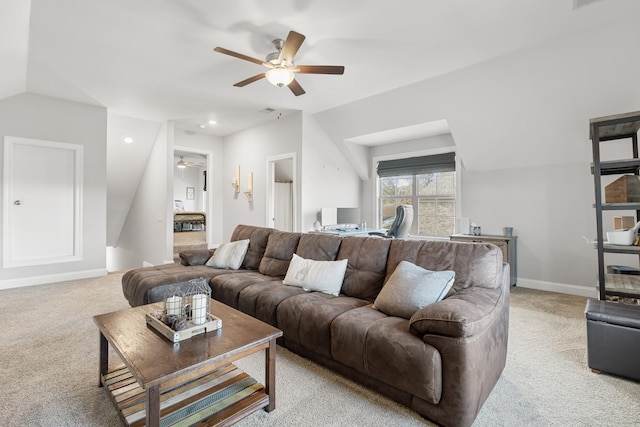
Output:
(122, 224), (510, 427)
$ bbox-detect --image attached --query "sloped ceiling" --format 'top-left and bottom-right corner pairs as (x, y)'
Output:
(3, 0), (640, 141)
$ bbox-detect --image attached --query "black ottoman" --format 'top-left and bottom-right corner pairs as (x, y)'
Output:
(585, 299), (640, 382)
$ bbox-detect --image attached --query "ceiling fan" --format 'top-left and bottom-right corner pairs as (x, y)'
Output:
(176, 156), (204, 169)
(214, 30), (345, 96)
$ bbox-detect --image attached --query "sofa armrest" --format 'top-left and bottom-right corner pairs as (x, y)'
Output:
(179, 249), (214, 266)
(409, 286), (503, 338)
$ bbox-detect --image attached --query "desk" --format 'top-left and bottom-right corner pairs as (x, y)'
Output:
(312, 228), (386, 237)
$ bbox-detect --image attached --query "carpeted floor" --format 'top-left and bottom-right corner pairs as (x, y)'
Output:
(0, 274), (639, 426)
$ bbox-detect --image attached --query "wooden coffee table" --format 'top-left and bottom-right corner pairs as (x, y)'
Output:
(94, 299), (282, 427)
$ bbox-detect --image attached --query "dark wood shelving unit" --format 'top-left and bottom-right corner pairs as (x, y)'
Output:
(590, 111), (640, 301)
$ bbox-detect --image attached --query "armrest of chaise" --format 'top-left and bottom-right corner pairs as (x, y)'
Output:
(179, 249), (214, 266)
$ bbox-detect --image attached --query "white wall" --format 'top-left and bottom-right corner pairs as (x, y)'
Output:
(110, 122), (173, 270)
(222, 113), (303, 240)
(301, 112), (361, 231)
(0, 93), (107, 286)
(315, 16), (640, 295)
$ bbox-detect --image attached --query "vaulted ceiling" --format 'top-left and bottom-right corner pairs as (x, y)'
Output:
(2, 0), (640, 138)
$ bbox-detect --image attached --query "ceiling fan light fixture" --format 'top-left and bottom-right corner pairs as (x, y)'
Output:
(177, 157), (187, 169)
(266, 67), (294, 87)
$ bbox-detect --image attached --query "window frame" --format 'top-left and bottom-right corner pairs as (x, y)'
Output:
(372, 148), (461, 239)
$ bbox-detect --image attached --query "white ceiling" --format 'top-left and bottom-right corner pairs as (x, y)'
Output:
(3, 0), (640, 141)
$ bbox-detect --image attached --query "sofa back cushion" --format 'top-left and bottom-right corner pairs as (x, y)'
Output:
(337, 237), (392, 302)
(258, 231), (302, 277)
(295, 233), (342, 261)
(230, 225), (276, 270)
(386, 239), (503, 291)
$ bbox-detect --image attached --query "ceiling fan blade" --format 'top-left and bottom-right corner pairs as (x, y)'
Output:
(288, 79), (306, 96)
(278, 31), (306, 64)
(214, 47), (267, 67)
(233, 73), (266, 87)
(297, 65), (345, 75)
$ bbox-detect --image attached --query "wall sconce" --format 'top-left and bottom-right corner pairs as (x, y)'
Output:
(244, 172), (253, 202)
(231, 164), (240, 193)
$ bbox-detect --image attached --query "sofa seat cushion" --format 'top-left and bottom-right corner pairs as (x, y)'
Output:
(209, 272), (277, 309)
(122, 264), (233, 306)
(331, 306), (442, 404)
(337, 237), (392, 302)
(237, 282), (307, 327)
(277, 293), (369, 359)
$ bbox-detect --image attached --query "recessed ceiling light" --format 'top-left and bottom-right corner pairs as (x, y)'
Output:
(199, 124), (206, 129)
(123, 137), (133, 143)
(208, 120), (217, 125)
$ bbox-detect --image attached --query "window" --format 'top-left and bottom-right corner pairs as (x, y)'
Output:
(377, 153), (456, 237)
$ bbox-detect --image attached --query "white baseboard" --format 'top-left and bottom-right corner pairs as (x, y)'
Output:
(516, 278), (597, 299)
(0, 268), (108, 291)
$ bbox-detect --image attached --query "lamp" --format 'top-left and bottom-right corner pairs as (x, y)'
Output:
(266, 67), (295, 87)
(231, 164), (240, 193)
(244, 172), (253, 202)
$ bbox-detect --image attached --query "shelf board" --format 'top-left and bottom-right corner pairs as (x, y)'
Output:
(603, 273), (640, 298)
(591, 159), (640, 175)
(590, 111), (640, 140)
(594, 202), (640, 211)
(603, 244), (640, 254)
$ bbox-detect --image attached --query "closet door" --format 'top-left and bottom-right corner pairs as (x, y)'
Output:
(3, 137), (83, 267)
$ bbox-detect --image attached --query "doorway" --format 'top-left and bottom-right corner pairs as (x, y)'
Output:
(173, 146), (213, 255)
(266, 153), (297, 231)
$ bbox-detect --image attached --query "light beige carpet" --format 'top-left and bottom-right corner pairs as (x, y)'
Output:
(0, 274), (638, 426)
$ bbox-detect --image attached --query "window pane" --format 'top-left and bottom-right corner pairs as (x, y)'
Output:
(436, 199), (454, 216)
(418, 175), (437, 196)
(437, 172), (456, 196)
(418, 172), (455, 196)
(396, 177), (413, 196)
(381, 178), (395, 196)
(436, 216), (455, 237)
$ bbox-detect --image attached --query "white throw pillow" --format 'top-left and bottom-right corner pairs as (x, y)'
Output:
(205, 239), (250, 270)
(373, 261), (455, 319)
(283, 253), (348, 296)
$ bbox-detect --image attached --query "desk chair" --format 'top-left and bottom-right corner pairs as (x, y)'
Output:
(369, 205), (413, 238)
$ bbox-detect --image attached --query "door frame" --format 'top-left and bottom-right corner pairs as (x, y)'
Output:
(266, 153), (297, 231)
(3, 136), (83, 268)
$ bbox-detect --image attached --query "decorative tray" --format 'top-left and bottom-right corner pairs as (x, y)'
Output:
(145, 312), (222, 343)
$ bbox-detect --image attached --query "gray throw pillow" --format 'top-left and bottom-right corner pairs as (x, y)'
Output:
(373, 260), (455, 319)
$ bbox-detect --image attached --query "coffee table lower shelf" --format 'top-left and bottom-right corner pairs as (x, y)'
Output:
(101, 363), (268, 427)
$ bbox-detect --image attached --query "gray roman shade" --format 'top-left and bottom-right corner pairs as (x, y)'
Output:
(376, 152), (455, 177)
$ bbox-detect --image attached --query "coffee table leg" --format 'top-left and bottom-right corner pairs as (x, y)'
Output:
(146, 385), (161, 427)
(265, 338), (276, 412)
(99, 332), (108, 387)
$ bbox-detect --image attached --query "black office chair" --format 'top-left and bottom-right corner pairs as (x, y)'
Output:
(369, 205), (414, 238)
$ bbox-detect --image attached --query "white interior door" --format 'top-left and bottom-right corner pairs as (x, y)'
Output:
(274, 182), (293, 231)
(3, 137), (83, 267)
